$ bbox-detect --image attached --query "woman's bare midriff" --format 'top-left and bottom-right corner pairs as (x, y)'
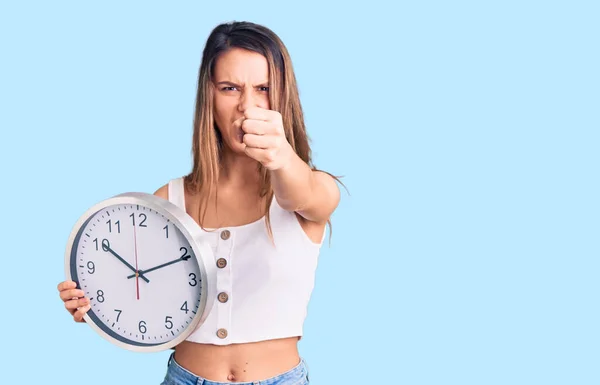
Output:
(173, 337), (301, 382)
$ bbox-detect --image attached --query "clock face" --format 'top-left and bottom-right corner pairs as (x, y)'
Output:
(69, 203), (203, 349)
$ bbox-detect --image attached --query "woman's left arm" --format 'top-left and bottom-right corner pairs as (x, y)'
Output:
(270, 153), (340, 223)
(239, 106), (340, 223)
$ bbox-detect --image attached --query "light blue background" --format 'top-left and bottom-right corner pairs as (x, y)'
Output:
(0, 1), (598, 384)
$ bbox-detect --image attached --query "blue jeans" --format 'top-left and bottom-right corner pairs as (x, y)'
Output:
(161, 353), (310, 385)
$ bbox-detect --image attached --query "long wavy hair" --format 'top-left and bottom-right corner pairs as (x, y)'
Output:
(183, 21), (338, 239)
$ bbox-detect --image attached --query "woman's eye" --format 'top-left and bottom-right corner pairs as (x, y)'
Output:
(259, 87), (269, 92)
(222, 86), (237, 91)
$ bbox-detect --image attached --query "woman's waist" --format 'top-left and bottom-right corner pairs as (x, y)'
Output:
(173, 337), (300, 382)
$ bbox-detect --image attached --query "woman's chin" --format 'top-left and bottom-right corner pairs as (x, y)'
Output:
(222, 139), (247, 155)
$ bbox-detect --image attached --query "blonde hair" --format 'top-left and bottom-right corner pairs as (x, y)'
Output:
(184, 21), (340, 240)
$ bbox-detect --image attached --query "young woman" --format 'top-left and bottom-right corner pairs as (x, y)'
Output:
(57, 21), (340, 385)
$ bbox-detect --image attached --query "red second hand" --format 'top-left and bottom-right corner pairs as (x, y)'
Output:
(133, 224), (140, 300)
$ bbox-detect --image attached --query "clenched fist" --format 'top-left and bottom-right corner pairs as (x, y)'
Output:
(234, 107), (293, 171)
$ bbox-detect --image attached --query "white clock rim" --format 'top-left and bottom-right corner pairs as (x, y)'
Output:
(64, 192), (217, 353)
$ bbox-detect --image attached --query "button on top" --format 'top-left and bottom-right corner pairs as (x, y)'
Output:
(216, 258), (227, 268)
(220, 230), (231, 240)
(218, 292), (229, 303)
(217, 328), (228, 339)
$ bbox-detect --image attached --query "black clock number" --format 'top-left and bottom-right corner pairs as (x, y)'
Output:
(87, 261), (95, 274)
(130, 213), (148, 227)
(180, 247), (191, 260)
(189, 273), (198, 287)
(95, 238), (111, 252)
(165, 316), (173, 329)
(163, 225), (169, 238)
(114, 309), (122, 322)
(97, 289), (105, 303)
(181, 301), (189, 314)
(139, 320), (147, 334)
(107, 219), (120, 233)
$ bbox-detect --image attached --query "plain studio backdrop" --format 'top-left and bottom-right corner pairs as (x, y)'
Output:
(0, 1), (598, 384)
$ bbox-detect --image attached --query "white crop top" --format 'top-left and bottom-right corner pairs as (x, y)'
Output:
(167, 177), (325, 345)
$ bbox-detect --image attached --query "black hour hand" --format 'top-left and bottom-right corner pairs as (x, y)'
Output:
(127, 248), (191, 279)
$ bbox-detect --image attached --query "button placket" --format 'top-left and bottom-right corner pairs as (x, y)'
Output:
(215, 229), (233, 340)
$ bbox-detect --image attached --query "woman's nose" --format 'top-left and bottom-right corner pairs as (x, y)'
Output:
(237, 90), (256, 112)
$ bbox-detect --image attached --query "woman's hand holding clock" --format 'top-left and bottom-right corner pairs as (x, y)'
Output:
(57, 280), (90, 323)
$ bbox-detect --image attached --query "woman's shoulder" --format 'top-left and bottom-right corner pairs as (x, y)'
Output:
(153, 183), (169, 200)
(152, 176), (191, 201)
(152, 178), (190, 213)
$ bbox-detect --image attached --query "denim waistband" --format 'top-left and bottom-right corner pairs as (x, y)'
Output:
(164, 352), (309, 385)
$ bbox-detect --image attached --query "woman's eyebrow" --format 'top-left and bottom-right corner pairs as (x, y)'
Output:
(216, 81), (241, 87)
(215, 80), (269, 87)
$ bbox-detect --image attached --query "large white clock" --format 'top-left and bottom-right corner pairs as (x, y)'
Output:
(64, 192), (216, 352)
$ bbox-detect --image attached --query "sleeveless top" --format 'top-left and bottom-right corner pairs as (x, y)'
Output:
(167, 177), (325, 345)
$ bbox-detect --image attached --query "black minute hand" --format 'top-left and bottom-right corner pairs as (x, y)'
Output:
(127, 253), (191, 279)
(101, 239), (150, 283)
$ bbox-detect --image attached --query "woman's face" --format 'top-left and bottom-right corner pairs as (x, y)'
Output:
(212, 48), (271, 153)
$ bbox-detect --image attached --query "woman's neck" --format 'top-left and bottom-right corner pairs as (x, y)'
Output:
(218, 149), (262, 191)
